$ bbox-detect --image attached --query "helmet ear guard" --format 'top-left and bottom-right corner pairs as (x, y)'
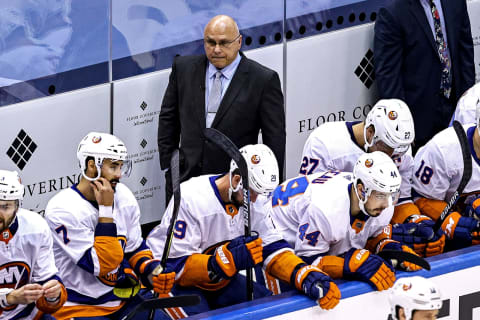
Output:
(229, 144), (279, 200)
(77, 132), (131, 181)
(353, 151), (401, 216)
(389, 276), (442, 320)
(364, 99), (415, 156)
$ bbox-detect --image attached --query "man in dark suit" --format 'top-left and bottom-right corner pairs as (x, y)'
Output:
(374, 0), (475, 151)
(158, 15), (285, 201)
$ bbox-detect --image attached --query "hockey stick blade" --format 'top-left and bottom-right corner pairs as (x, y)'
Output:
(433, 121), (472, 231)
(204, 128), (254, 301)
(378, 250), (431, 270)
(122, 295), (201, 320)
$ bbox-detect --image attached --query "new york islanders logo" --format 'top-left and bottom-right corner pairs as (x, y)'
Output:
(0, 262), (30, 289)
(92, 136), (102, 144)
(251, 155), (261, 164)
(388, 110), (398, 120)
(364, 159), (374, 168)
(402, 283), (412, 291)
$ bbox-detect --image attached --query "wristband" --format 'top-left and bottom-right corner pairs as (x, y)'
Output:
(99, 205), (114, 219)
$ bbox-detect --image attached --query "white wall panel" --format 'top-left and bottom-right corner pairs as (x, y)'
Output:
(285, 23), (377, 178)
(113, 70), (171, 224)
(0, 84), (110, 215)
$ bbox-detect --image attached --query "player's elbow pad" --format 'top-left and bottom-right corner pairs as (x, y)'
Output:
(93, 223), (124, 276)
(265, 250), (305, 284)
(36, 284), (68, 314)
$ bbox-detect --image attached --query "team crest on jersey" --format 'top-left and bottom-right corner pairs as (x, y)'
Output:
(402, 283), (412, 291)
(92, 136), (102, 144)
(225, 204), (239, 218)
(364, 159), (374, 168)
(388, 110), (398, 120)
(0, 262), (30, 289)
(251, 155), (261, 164)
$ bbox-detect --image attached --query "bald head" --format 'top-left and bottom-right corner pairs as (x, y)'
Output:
(204, 15), (242, 69)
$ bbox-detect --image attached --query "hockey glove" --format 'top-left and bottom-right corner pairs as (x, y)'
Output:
(208, 235), (263, 279)
(343, 248), (395, 291)
(463, 194), (480, 220)
(139, 259), (176, 295)
(441, 211), (480, 248)
(113, 261), (141, 298)
(392, 216), (445, 257)
(382, 241), (423, 271)
(294, 265), (341, 310)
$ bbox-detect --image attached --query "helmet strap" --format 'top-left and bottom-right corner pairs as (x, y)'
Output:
(354, 181), (372, 216)
(363, 125), (375, 152)
(82, 160), (102, 182)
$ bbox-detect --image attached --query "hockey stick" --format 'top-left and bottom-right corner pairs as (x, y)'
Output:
(433, 121), (472, 232)
(204, 128), (254, 301)
(377, 249), (431, 270)
(148, 149), (197, 319)
(122, 295), (201, 320)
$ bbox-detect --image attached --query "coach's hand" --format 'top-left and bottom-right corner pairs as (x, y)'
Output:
(294, 265), (340, 310)
(208, 235), (263, 279)
(343, 248), (395, 291)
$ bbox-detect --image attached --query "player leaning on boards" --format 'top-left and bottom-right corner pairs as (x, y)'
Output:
(44, 132), (175, 319)
(388, 276), (442, 320)
(0, 170), (67, 320)
(147, 144), (340, 318)
(412, 98), (480, 250)
(269, 152), (424, 292)
(300, 99), (445, 258)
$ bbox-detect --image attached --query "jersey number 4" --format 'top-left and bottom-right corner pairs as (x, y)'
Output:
(298, 223), (320, 246)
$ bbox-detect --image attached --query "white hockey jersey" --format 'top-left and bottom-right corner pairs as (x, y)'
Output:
(413, 124), (480, 202)
(44, 183), (143, 311)
(268, 171), (394, 258)
(301, 121), (414, 203)
(147, 175), (285, 272)
(0, 209), (59, 320)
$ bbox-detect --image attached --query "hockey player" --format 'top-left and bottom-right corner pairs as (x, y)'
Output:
(412, 97), (480, 250)
(44, 132), (175, 319)
(147, 144), (341, 318)
(0, 170), (67, 319)
(389, 276), (442, 320)
(300, 99), (445, 257)
(270, 152), (424, 292)
(451, 82), (480, 125)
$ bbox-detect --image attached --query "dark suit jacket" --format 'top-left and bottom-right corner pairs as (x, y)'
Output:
(158, 52), (286, 182)
(374, 0), (475, 144)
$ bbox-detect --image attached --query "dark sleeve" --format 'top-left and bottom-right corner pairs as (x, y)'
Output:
(158, 57), (181, 170)
(456, 0), (475, 97)
(373, 7), (406, 100)
(259, 71), (286, 180)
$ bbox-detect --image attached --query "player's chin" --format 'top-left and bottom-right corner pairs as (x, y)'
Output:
(368, 209), (383, 217)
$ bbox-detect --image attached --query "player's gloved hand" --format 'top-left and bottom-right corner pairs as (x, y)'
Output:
(463, 194), (480, 220)
(442, 211), (480, 248)
(343, 248), (395, 291)
(139, 260), (176, 294)
(392, 216), (445, 257)
(208, 235), (263, 279)
(113, 263), (141, 298)
(382, 241), (423, 271)
(294, 265), (341, 310)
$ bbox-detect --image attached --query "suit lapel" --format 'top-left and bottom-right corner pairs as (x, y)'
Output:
(409, 0), (439, 58)
(193, 57), (208, 130)
(211, 54), (248, 128)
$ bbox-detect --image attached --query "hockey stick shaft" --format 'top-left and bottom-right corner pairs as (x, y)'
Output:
(123, 295), (201, 320)
(204, 128), (254, 301)
(433, 121), (472, 231)
(149, 149), (181, 320)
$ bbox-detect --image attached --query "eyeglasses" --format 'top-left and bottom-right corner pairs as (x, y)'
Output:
(204, 34), (241, 49)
